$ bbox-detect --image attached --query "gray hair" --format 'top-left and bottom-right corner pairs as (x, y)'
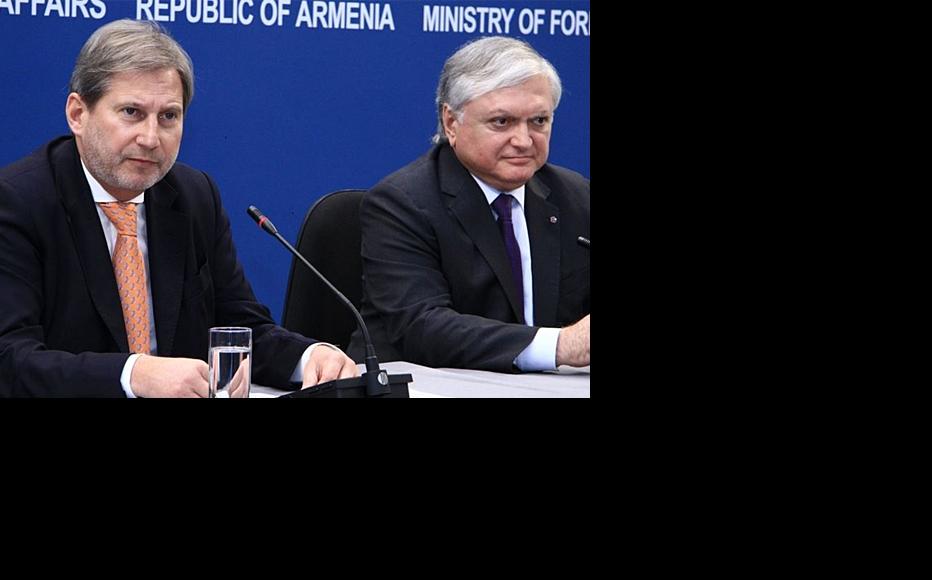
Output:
(69, 19), (195, 112)
(433, 36), (562, 144)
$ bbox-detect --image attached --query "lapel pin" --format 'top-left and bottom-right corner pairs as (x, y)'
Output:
(549, 216), (558, 224)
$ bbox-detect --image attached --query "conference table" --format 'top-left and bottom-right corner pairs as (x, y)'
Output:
(250, 361), (590, 398)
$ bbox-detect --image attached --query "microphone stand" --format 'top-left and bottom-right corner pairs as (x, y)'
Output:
(247, 205), (410, 398)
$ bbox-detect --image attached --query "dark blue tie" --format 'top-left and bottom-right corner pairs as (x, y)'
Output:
(492, 193), (524, 318)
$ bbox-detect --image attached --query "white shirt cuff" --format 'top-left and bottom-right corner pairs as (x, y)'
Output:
(121, 353), (142, 398)
(290, 342), (343, 383)
(514, 327), (560, 372)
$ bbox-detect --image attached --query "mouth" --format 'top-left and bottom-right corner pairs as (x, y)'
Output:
(126, 157), (159, 165)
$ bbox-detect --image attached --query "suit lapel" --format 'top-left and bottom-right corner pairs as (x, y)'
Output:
(524, 176), (560, 328)
(145, 179), (188, 356)
(52, 140), (128, 351)
(439, 146), (525, 322)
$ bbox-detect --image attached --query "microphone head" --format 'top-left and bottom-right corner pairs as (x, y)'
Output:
(247, 205), (277, 235)
(247, 205), (263, 223)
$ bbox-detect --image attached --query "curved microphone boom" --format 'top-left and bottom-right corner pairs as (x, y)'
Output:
(247, 205), (408, 397)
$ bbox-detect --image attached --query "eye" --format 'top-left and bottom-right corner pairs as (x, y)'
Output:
(490, 117), (509, 128)
(532, 116), (550, 126)
(161, 111), (178, 121)
(122, 107), (139, 117)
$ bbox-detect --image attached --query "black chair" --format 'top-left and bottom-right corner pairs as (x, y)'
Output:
(281, 189), (366, 349)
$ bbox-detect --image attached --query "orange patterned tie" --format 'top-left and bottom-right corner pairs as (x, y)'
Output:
(99, 202), (151, 354)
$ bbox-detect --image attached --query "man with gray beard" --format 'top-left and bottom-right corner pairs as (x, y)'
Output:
(0, 19), (358, 397)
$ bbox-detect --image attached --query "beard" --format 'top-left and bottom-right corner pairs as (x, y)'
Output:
(81, 123), (177, 196)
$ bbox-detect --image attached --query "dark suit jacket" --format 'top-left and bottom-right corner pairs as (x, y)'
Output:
(348, 144), (589, 371)
(0, 137), (313, 396)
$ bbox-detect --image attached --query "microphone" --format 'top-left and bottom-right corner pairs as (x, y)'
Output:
(247, 205), (410, 398)
(577, 236), (590, 249)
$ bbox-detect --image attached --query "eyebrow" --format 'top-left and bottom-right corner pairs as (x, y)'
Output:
(484, 109), (551, 117)
(115, 101), (183, 114)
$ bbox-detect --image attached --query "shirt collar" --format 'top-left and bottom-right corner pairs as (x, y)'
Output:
(81, 159), (145, 204)
(470, 174), (526, 209)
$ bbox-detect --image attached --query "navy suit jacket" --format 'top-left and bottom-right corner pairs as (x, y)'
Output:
(0, 137), (313, 396)
(348, 144), (590, 371)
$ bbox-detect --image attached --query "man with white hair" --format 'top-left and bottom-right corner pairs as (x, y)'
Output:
(349, 36), (590, 372)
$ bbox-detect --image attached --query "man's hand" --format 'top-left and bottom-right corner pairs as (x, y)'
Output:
(131, 355), (209, 398)
(302, 345), (359, 388)
(556, 314), (590, 367)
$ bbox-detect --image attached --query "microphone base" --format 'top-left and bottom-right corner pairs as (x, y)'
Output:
(279, 373), (412, 398)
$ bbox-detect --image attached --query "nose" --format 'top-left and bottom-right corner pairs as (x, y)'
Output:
(136, 117), (160, 149)
(509, 124), (533, 149)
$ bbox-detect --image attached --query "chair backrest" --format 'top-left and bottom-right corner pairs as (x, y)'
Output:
(281, 189), (366, 349)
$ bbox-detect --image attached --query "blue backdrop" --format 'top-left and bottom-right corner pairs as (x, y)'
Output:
(0, 0), (589, 322)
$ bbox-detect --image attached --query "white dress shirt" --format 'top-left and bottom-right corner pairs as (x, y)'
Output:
(471, 175), (559, 371)
(82, 161), (155, 397)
